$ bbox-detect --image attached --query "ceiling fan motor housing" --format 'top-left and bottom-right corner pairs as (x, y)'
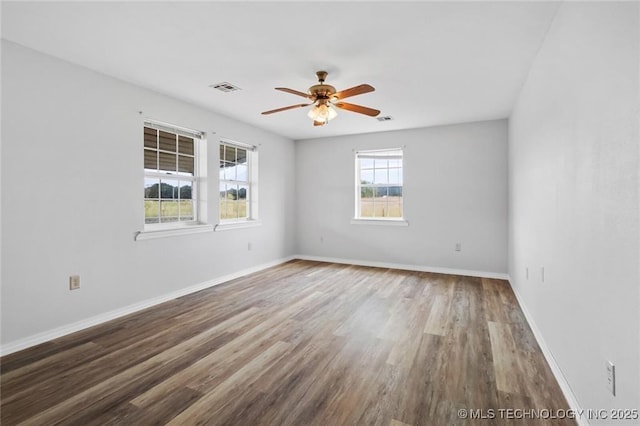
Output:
(309, 84), (336, 100)
(309, 71), (337, 101)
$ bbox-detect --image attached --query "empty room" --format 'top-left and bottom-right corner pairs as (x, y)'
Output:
(1, 1), (638, 425)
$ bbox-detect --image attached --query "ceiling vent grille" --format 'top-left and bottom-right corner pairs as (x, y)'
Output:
(210, 82), (241, 93)
(376, 116), (393, 122)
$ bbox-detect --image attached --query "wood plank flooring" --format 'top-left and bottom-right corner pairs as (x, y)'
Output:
(1, 260), (573, 425)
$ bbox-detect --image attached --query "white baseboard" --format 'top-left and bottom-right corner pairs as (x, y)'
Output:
(294, 254), (510, 280)
(1, 255), (586, 426)
(0, 255), (507, 357)
(508, 277), (588, 426)
(0, 255), (296, 357)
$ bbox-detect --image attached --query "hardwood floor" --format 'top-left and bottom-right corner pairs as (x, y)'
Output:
(1, 260), (573, 425)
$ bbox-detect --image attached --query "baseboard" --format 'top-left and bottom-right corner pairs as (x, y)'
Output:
(508, 276), (588, 426)
(0, 254), (509, 357)
(0, 255), (296, 357)
(2, 254), (585, 425)
(294, 254), (509, 280)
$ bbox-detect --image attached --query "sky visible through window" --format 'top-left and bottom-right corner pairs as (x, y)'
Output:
(357, 149), (403, 219)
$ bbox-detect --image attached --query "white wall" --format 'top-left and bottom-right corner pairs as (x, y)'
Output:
(1, 41), (296, 348)
(295, 120), (508, 275)
(509, 2), (639, 419)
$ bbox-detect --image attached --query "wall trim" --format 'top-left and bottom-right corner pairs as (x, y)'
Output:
(294, 254), (509, 280)
(0, 255), (296, 357)
(508, 276), (588, 426)
(0, 254), (509, 356)
(0, 254), (588, 423)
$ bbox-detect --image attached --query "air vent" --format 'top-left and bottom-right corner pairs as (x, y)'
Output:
(376, 116), (393, 122)
(210, 82), (242, 93)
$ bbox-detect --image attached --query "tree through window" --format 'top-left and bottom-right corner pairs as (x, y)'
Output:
(219, 140), (257, 222)
(355, 149), (403, 219)
(143, 122), (202, 226)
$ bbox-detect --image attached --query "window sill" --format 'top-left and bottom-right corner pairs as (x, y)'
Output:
(135, 223), (214, 241)
(215, 219), (262, 232)
(350, 218), (409, 226)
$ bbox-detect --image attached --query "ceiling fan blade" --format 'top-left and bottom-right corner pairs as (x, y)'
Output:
(334, 102), (381, 117)
(333, 84), (375, 100)
(313, 120), (326, 127)
(261, 103), (312, 115)
(275, 87), (312, 99)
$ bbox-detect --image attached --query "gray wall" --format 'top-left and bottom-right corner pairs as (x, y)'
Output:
(295, 120), (508, 275)
(509, 2), (639, 417)
(1, 41), (297, 346)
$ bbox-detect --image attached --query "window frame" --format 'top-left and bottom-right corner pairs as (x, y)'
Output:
(136, 119), (212, 240)
(352, 148), (408, 226)
(216, 138), (260, 231)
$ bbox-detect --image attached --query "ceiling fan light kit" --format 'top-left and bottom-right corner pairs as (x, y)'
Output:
(307, 103), (338, 124)
(262, 71), (380, 127)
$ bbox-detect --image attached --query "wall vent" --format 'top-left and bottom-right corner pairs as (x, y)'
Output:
(210, 82), (242, 93)
(376, 116), (393, 122)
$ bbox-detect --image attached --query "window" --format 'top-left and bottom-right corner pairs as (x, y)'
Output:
(219, 140), (258, 224)
(355, 148), (404, 221)
(143, 121), (204, 229)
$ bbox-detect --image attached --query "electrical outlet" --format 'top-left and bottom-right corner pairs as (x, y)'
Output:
(69, 275), (80, 290)
(455, 243), (461, 252)
(248, 242), (252, 251)
(526, 267), (529, 280)
(606, 361), (616, 396)
(541, 267), (545, 282)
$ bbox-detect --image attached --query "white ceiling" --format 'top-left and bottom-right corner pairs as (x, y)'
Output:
(2, 1), (560, 141)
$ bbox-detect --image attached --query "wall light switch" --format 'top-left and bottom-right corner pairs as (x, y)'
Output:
(606, 361), (616, 396)
(69, 275), (80, 290)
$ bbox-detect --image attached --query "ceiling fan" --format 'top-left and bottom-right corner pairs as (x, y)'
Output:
(261, 71), (380, 126)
